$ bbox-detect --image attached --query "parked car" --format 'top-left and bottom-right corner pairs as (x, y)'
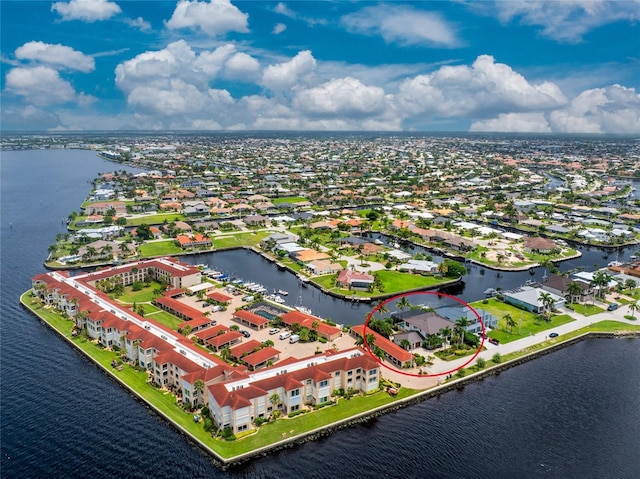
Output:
(269, 328), (281, 335)
(607, 303), (619, 311)
(488, 337), (500, 345)
(279, 331), (291, 340)
(241, 330), (251, 338)
(549, 332), (559, 338)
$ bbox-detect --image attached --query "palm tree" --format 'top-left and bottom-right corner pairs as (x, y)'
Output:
(118, 242), (130, 257)
(503, 313), (517, 333)
(538, 291), (554, 316)
(376, 300), (389, 317)
(400, 338), (412, 351)
(269, 393), (282, 412)
(567, 281), (583, 304)
(439, 326), (452, 348)
(373, 345), (385, 361)
(220, 346), (232, 362)
(629, 300), (639, 319)
(437, 262), (448, 277)
(354, 334), (364, 347)
(193, 379), (205, 406)
(454, 317), (470, 346)
(591, 270), (612, 301)
(365, 333), (376, 349)
(397, 296), (410, 312)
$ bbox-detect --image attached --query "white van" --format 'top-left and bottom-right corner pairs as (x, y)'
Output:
(289, 334), (300, 344)
(279, 331), (291, 340)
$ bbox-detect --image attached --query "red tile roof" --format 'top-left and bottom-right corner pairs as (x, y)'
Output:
(207, 331), (243, 348)
(229, 340), (263, 358)
(241, 347), (281, 367)
(207, 291), (233, 303)
(351, 325), (412, 363)
(233, 309), (269, 327)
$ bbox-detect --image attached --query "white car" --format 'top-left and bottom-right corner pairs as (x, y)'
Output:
(269, 328), (281, 335)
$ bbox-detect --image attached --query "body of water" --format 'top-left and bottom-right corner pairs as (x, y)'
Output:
(1, 149), (639, 478)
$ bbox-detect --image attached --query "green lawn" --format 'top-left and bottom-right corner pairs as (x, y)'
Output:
(375, 270), (450, 292)
(213, 231), (270, 248)
(471, 298), (575, 344)
(138, 304), (184, 330)
(139, 240), (184, 256)
(566, 303), (605, 316)
(271, 196), (308, 204)
(116, 282), (162, 303)
(126, 214), (186, 226)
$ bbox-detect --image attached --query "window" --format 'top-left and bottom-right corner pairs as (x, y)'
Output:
(306, 379), (312, 385)
(335, 371), (340, 377)
(348, 371), (353, 376)
(356, 368), (361, 373)
(369, 376), (377, 383)
(291, 405), (300, 412)
(290, 389), (300, 397)
(238, 424), (248, 432)
(369, 369), (376, 375)
(319, 380), (328, 388)
(320, 396), (329, 404)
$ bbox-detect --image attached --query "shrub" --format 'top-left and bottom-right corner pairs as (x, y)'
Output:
(221, 427), (235, 440)
(476, 358), (486, 369)
(203, 417), (214, 432)
(492, 353), (502, 364)
(254, 417), (267, 426)
(455, 369), (466, 378)
(318, 337), (327, 343)
(288, 409), (307, 418)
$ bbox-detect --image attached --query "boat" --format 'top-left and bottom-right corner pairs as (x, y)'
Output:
(297, 274), (310, 285)
(272, 295), (285, 304)
(373, 239), (383, 245)
(295, 305), (313, 315)
(278, 289), (289, 296)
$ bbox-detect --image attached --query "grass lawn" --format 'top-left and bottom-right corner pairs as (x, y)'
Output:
(213, 231), (270, 248)
(271, 196), (308, 204)
(138, 304), (184, 330)
(116, 282), (162, 303)
(375, 270), (450, 293)
(471, 298), (575, 344)
(566, 303), (605, 316)
(139, 240), (184, 256)
(126, 214), (186, 226)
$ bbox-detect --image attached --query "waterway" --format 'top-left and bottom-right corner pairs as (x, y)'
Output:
(1, 148), (639, 478)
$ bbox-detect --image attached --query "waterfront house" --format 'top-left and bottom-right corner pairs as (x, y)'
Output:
(176, 234), (212, 249)
(541, 275), (591, 302)
(336, 270), (374, 291)
(523, 236), (557, 253)
(350, 325), (413, 367)
(502, 287), (565, 313)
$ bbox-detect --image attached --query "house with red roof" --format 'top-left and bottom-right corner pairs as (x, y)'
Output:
(207, 348), (379, 434)
(336, 269), (374, 291)
(232, 310), (270, 330)
(280, 311), (341, 341)
(350, 325), (413, 368)
(176, 234), (212, 249)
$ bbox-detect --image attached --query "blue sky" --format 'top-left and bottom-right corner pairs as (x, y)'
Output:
(1, 0), (639, 132)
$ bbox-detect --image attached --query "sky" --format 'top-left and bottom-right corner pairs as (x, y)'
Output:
(1, 0), (639, 133)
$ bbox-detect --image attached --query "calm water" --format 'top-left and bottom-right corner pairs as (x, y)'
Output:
(1, 149), (639, 478)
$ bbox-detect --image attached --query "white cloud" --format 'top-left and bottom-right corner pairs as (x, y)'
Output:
(396, 55), (567, 118)
(294, 77), (390, 117)
(549, 85), (640, 133)
(124, 16), (151, 32)
(470, 112), (551, 132)
(342, 5), (459, 47)
(225, 52), (260, 79)
(5, 66), (77, 106)
(274, 2), (295, 18)
(487, 0), (640, 43)
(1, 105), (63, 130)
(273, 23), (287, 34)
(52, 0), (121, 22)
(15, 41), (95, 72)
(262, 50), (317, 91)
(165, 0), (249, 37)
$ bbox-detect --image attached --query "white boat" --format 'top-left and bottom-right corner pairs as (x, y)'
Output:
(272, 295), (286, 304)
(297, 274), (310, 284)
(373, 239), (383, 245)
(278, 289), (289, 296)
(295, 305), (313, 315)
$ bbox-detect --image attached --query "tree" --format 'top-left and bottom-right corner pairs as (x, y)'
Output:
(400, 338), (412, 351)
(538, 291), (555, 318)
(397, 296), (410, 311)
(193, 379), (205, 406)
(442, 259), (467, 278)
(591, 270), (612, 301)
(503, 313), (517, 333)
(376, 300), (389, 317)
(439, 326), (452, 348)
(373, 345), (385, 361)
(624, 279), (637, 294)
(220, 347), (232, 362)
(269, 393), (282, 411)
(136, 223), (153, 241)
(454, 317), (471, 346)
(567, 281), (583, 304)
(365, 333), (376, 349)
(118, 242), (130, 256)
(476, 357), (486, 369)
(354, 334), (364, 347)
(629, 300), (639, 319)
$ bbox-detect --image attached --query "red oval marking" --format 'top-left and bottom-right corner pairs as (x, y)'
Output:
(363, 291), (485, 377)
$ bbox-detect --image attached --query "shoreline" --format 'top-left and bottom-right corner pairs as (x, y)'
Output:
(20, 290), (640, 468)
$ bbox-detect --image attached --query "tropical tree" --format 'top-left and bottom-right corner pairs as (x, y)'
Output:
(503, 313), (517, 333)
(193, 379), (205, 406)
(400, 338), (412, 351)
(591, 270), (613, 301)
(439, 326), (452, 348)
(365, 333), (376, 349)
(624, 279), (637, 295)
(538, 291), (555, 318)
(220, 347), (232, 362)
(354, 334), (364, 347)
(454, 317), (470, 346)
(567, 281), (583, 304)
(629, 300), (639, 319)
(373, 345), (385, 361)
(269, 393), (282, 411)
(376, 300), (389, 317)
(397, 296), (411, 312)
